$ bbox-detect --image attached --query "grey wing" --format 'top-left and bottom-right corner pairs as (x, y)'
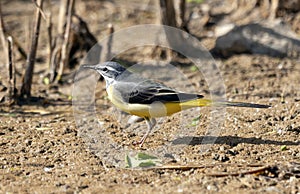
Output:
(115, 80), (203, 105)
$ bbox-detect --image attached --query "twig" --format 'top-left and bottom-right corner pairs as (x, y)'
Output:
(159, 0), (177, 60)
(46, 12), (53, 70)
(58, 0), (68, 35)
(21, 0), (44, 97)
(149, 164), (274, 177)
(106, 23), (114, 61)
(179, 0), (188, 31)
(55, 0), (75, 82)
(159, 0), (177, 27)
(9, 34), (27, 60)
(32, 0), (46, 20)
(0, 2), (7, 63)
(207, 165), (272, 177)
(153, 163), (264, 171)
(49, 0), (68, 82)
(153, 163), (274, 177)
(7, 36), (16, 104)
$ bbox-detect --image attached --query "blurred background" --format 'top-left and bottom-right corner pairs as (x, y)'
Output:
(0, 0), (299, 102)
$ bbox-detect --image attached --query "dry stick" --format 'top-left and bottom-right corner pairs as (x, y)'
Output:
(0, 2), (7, 63)
(49, 45), (60, 82)
(7, 36), (16, 103)
(8, 34), (27, 60)
(22, 16), (31, 79)
(43, 0), (53, 71)
(207, 165), (272, 177)
(7, 37), (13, 84)
(159, 0), (177, 60)
(55, 0), (74, 82)
(154, 164), (274, 177)
(159, 0), (177, 27)
(105, 23), (114, 61)
(179, 0), (187, 30)
(49, 0), (68, 82)
(32, 0), (46, 20)
(154, 163), (264, 171)
(20, 0), (44, 97)
(46, 12), (53, 70)
(58, 0), (68, 35)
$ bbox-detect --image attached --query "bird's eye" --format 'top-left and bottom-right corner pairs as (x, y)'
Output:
(102, 67), (108, 72)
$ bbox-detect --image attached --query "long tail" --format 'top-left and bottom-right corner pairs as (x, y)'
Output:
(181, 99), (270, 108)
(212, 100), (271, 108)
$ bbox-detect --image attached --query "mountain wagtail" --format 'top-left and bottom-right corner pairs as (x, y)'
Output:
(82, 62), (270, 147)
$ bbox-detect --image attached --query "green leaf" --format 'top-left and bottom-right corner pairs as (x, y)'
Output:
(187, 0), (204, 3)
(190, 65), (198, 72)
(125, 152), (162, 168)
(43, 77), (50, 85)
(125, 154), (132, 168)
(137, 152), (158, 160)
(280, 145), (287, 151)
(189, 115), (201, 126)
(138, 161), (156, 167)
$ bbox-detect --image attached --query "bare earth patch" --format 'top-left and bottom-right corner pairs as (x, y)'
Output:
(0, 0), (299, 193)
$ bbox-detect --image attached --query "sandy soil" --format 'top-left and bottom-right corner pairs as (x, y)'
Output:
(0, 0), (299, 193)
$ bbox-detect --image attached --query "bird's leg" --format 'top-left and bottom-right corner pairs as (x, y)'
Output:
(133, 117), (156, 147)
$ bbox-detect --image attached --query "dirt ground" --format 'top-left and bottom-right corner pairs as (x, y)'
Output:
(1, 0), (300, 193)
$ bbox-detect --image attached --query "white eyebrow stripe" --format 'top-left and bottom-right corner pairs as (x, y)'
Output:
(106, 66), (116, 71)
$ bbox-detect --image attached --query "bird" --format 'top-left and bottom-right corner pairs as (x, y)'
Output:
(82, 62), (270, 147)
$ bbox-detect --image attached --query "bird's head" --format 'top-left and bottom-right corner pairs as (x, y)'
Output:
(82, 62), (127, 85)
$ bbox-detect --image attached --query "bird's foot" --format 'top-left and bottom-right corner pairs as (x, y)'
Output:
(132, 138), (146, 148)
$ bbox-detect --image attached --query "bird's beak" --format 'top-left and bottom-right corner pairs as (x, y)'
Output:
(81, 64), (97, 70)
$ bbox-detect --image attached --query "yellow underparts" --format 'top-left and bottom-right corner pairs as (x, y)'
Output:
(107, 86), (212, 118)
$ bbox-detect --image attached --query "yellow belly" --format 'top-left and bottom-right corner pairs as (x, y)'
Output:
(109, 96), (182, 118)
(106, 85), (211, 118)
(127, 101), (183, 117)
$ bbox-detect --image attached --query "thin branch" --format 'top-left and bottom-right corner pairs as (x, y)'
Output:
(46, 12), (53, 69)
(0, 2), (7, 63)
(6, 33), (27, 60)
(159, 0), (177, 60)
(32, 0), (46, 20)
(49, 0), (68, 82)
(207, 165), (273, 177)
(7, 36), (16, 103)
(179, 0), (188, 31)
(106, 23), (114, 61)
(159, 0), (177, 27)
(58, 0), (68, 34)
(154, 163), (264, 171)
(55, 0), (74, 82)
(21, 0), (44, 97)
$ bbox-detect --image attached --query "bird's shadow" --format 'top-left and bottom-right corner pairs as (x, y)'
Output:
(172, 135), (299, 146)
